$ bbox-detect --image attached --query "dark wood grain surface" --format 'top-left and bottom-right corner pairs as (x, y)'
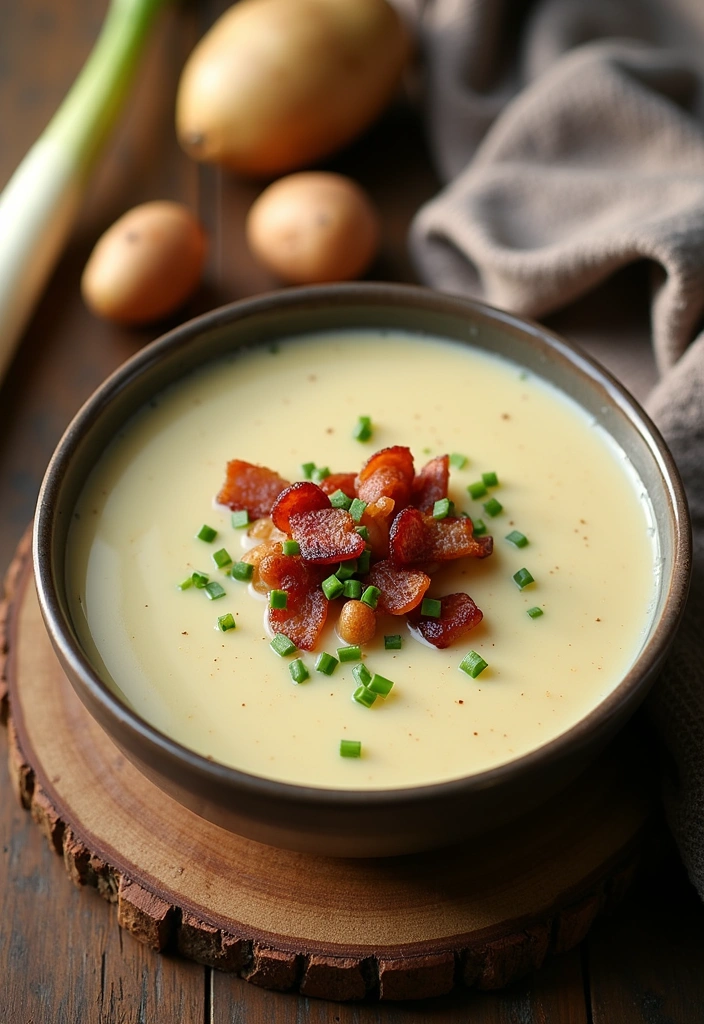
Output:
(1, 2), (703, 1022)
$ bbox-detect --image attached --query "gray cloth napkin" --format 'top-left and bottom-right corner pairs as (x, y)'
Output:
(399, 0), (704, 895)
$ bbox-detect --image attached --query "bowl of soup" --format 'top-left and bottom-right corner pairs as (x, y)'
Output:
(33, 283), (691, 856)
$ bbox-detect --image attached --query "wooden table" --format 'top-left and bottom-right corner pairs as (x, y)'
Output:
(2, 2), (704, 1020)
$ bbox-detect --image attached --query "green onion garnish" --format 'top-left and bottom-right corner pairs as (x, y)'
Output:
(459, 651), (488, 678)
(197, 524), (217, 543)
(384, 634), (402, 650)
(505, 530), (528, 548)
(357, 549), (371, 575)
(467, 481), (487, 500)
(204, 581), (226, 600)
(355, 525), (370, 541)
(353, 415), (373, 442)
(270, 633), (297, 657)
(449, 452), (468, 469)
(212, 547), (232, 569)
(231, 560), (254, 582)
(432, 497), (451, 520)
(289, 659), (309, 684)
(231, 509), (249, 529)
(352, 685), (377, 708)
(421, 597), (442, 618)
(177, 577), (193, 591)
(192, 570), (209, 588)
(482, 471), (499, 487)
(348, 497), (367, 523)
(340, 739), (362, 758)
(338, 645), (362, 663)
(315, 652), (338, 675)
(322, 575), (344, 600)
(369, 673), (394, 698)
(282, 539), (300, 556)
(483, 497), (503, 517)
(329, 489), (352, 510)
(269, 589), (288, 609)
(352, 663), (372, 688)
(360, 585), (380, 610)
(301, 461), (316, 480)
(336, 560), (357, 581)
(343, 579), (363, 600)
(527, 606), (544, 619)
(513, 568), (535, 590)
(312, 465), (330, 483)
(217, 613), (236, 632)
(472, 519), (487, 536)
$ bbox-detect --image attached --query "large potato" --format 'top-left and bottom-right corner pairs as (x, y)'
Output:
(176, 0), (411, 177)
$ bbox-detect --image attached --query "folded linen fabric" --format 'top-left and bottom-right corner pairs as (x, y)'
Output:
(402, 0), (704, 896)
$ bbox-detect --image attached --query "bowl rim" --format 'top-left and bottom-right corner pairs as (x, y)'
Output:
(33, 281), (692, 809)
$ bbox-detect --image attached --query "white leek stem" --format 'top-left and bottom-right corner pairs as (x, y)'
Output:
(0, 0), (170, 383)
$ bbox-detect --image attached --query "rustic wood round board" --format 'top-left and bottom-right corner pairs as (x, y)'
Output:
(1, 530), (656, 1001)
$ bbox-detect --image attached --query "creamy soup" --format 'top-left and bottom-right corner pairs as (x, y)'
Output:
(67, 330), (657, 790)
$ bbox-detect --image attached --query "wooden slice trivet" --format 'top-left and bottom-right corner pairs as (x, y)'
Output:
(1, 529), (657, 1002)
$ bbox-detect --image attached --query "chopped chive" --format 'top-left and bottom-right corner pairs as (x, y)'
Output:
(315, 652), (338, 675)
(231, 560), (254, 582)
(269, 589), (288, 609)
(312, 465), (330, 483)
(384, 634), (402, 650)
(340, 739), (362, 758)
(217, 612), (236, 632)
(196, 524), (217, 543)
(421, 597), (442, 618)
(352, 663), (372, 688)
(432, 497), (451, 520)
(505, 530), (528, 548)
(459, 651), (488, 678)
(301, 461), (316, 480)
(348, 497), (367, 523)
(231, 509), (249, 529)
(467, 481), (487, 500)
(338, 645), (362, 663)
(482, 471), (499, 488)
(527, 606), (544, 619)
(353, 415), (373, 442)
(343, 579), (363, 600)
(513, 567), (535, 590)
(329, 489), (352, 510)
(204, 581), (226, 600)
(322, 574), (344, 600)
(177, 576), (193, 591)
(212, 547), (232, 569)
(369, 673), (394, 698)
(192, 570), (209, 588)
(483, 497), (503, 517)
(449, 452), (468, 469)
(282, 539), (300, 556)
(360, 585), (380, 610)
(472, 519), (487, 536)
(289, 659), (309, 684)
(356, 549), (371, 575)
(352, 684), (377, 707)
(336, 560), (358, 581)
(270, 633), (297, 657)
(355, 525), (370, 541)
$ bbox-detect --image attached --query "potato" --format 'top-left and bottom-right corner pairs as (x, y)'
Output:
(81, 202), (207, 325)
(246, 172), (380, 283)
(176, 0), (411, 177)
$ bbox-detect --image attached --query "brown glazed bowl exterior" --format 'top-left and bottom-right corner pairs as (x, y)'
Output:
(33, 283), (691, 857)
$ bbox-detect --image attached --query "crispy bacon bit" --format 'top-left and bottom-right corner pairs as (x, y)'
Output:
(389, 508), (493, 566)
(355, 445), (415, 506)
(319, 472), (357, 498)
(268, 588), (328, 651)
(258, 552), (327, 597)
(270, 481), (330, 534)
(407, 592), (483, 649)
(366, 560), (430, 615)
(412, 455), (449, 513)
(217, 460), (290, 520)
(289, 508), (367, 564)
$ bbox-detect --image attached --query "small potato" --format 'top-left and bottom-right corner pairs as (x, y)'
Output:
(337, 599), (377, 646)
(246, 172), (380, 284)
(81, 201), (207, 325)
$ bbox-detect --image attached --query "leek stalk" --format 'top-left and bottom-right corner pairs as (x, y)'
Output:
(0, 0), (170, 383)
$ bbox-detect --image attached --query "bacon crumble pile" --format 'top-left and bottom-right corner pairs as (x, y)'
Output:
(217, 446), (493, 653)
